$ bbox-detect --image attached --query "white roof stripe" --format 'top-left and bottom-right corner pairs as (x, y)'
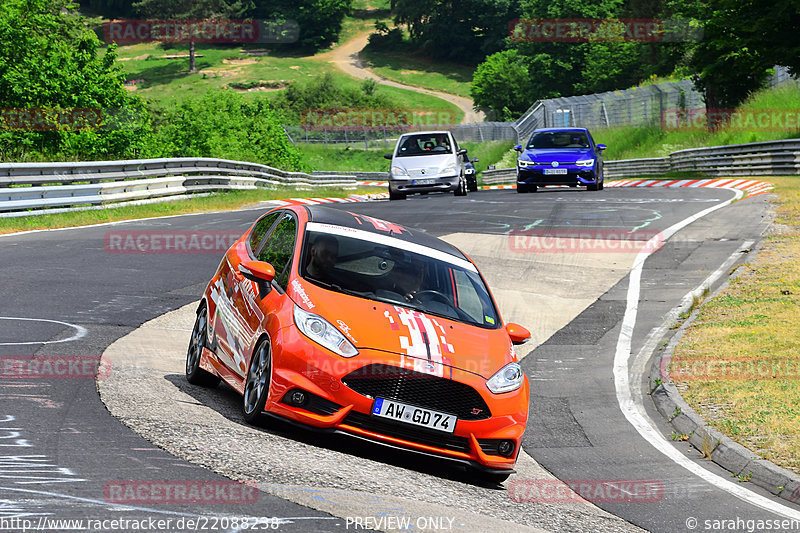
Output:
(306, 221), (477, 272)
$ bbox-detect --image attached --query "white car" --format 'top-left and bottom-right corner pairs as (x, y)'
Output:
(384, 131), (469, 200)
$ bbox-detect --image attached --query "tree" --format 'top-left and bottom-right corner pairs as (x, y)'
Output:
(391, 0), (520, 63)
(132, 0), (249, 72)
(470, 50), (537, 119)
(248, 0), (352, 51)
(0, 0), (152, 160)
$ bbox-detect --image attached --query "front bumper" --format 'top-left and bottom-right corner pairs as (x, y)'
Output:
(389, 175), (460, 195)
(264, 328), (529, 471)
(517, 166), (598, 186)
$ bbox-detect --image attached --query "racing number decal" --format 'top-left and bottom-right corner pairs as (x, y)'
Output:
(386, 307), (455, 377)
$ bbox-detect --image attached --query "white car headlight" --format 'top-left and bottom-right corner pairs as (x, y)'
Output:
(441, 164), (457, 175)
(486, 362), (524, 394)
(391, 166), (409, 177)
(517, 160), (532, 168)
(293, 305), (358, 358)
(576, 159), (595, 167)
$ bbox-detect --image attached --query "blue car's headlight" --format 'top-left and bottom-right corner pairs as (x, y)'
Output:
(486, 362), (524, 394)
(517, 160), (533, 168)
(576, 159), (595, 167)
(294, 305), (358, 358)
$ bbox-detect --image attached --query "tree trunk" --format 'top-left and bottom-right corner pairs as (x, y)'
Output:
(189, 40), (196, 73)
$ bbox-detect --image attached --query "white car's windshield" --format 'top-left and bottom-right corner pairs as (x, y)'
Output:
(395, 133), (453, 157)
(301, 227), (499, 328)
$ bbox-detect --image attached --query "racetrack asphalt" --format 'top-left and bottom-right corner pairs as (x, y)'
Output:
(1, 186), (795, 532)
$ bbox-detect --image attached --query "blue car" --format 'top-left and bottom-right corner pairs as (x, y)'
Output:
(515, 128), (606, 193)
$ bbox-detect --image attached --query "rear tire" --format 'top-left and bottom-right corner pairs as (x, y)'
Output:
(186, 305), (220, 387)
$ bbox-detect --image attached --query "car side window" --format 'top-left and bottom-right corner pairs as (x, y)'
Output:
(256, 214), (297, 290)
(248, 212), (281, 255)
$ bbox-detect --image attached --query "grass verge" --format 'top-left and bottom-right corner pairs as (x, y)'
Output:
(669, 176), (800, 475)
(0, 187), (381, 235)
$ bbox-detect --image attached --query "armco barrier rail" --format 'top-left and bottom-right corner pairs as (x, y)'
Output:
(0, 157), (362, 215)
(482, 138), (800, 184)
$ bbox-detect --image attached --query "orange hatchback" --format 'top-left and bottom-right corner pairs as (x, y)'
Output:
(186, 205), (531, 480)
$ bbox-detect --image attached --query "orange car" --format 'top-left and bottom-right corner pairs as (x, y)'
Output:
(185, 205), (531, 481)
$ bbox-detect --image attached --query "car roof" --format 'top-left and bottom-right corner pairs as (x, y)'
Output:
(399, 130), (453, 136)
(532, 127), (590, 133)
(304, 205), (469, 261)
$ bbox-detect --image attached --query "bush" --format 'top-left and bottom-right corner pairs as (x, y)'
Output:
(150, 91), (306, 171)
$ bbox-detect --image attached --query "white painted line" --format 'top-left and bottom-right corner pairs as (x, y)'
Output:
(613, 186), (800, 519)
(0, 317), (87, 346)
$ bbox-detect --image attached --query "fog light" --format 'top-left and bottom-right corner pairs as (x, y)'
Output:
(498, 440), (515, 457)
(290, 390), (307, 406)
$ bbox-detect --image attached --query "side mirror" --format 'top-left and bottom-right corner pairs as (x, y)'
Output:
(596, 144), (607, 151)
(456, 149), (467, 156)
(514, 145), (522, 152)
(238, 260), (275, 297)
(471, 157), (479, 163)
(383, 153), (393, 160)
(505, 323), (531, 345)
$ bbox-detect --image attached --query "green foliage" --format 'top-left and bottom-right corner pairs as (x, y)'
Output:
(0, 0), (152, 161)
(367, 20), (403, 49)
(470, 49), (537, 119)
(391, 0), (520, 63)
(149, 90), (306, 170)
(272, 72), (393, 123)
(249, 0), (353, 51)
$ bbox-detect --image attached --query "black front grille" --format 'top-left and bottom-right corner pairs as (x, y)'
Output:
(343, 411), (471, 454)
(341, 364), (491, 420)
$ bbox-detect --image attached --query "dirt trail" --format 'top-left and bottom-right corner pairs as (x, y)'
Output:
(321, 31), (485, 124)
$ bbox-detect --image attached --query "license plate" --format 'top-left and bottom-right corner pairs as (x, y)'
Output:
(412, 178), (436, 185)
(544, 168), (568, 175)
(372, 398), (457, 433)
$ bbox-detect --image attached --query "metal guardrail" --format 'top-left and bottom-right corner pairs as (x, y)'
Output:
(483, 138), (800, 183)
(0, 157), (361, 215)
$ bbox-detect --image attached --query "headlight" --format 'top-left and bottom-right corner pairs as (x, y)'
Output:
(441, 165), (457, 175)
(486, 362), (524, 394)
(391, 166), (409, 177)
(576, 159), (595, 167)
(293, 305), (358, 358)
(517, 160), (532, 168)
(465, 168), (475, 175)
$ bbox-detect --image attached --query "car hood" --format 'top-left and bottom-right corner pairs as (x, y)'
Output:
(521, 149), (594, 162)
(392, 154), (456, 170)
(289, 278), (516, 380)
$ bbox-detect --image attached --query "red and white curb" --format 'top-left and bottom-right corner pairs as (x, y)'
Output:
(271, 192), (388, 207)
(480, 178), (774, 198)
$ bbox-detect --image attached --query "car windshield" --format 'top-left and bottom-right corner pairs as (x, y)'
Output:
(301, 226), (499, 328)
(528, 131), (590, 149)
(395, 133), (453, 157)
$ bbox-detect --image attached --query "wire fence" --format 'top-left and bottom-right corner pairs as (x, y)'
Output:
(285, 68), (797, 146)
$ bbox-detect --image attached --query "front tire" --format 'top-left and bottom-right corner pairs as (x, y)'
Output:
(242, 339), (272, 424)
(454, 176), (468, 196)
(186, 305), (220, 387)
